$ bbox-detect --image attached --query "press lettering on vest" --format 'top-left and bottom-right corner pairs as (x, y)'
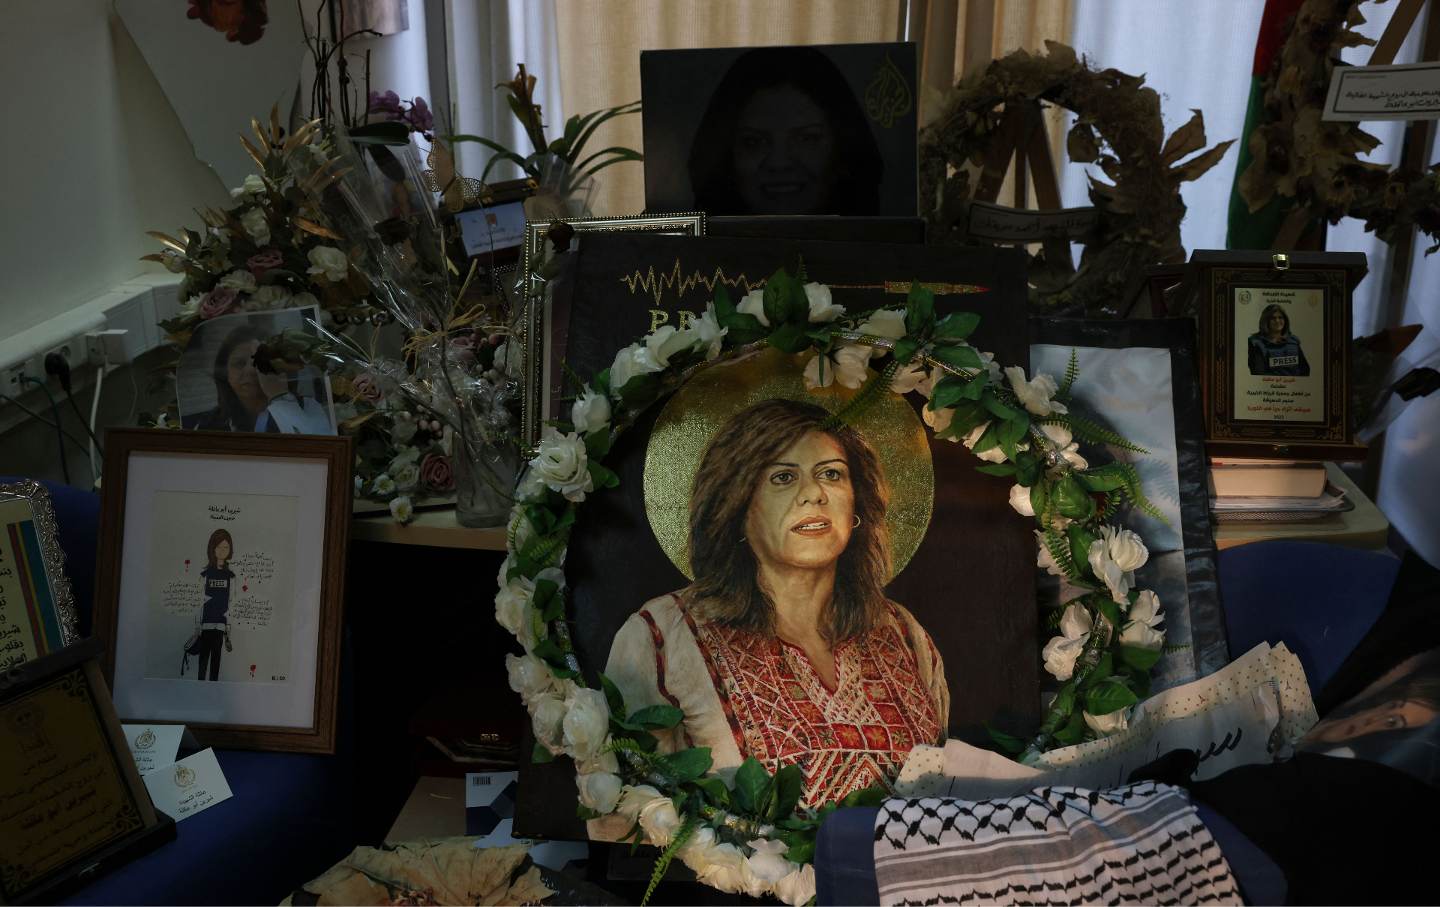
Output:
(1269, 355), (1299, 368)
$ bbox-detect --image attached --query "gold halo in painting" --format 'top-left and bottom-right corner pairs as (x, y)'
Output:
(643, 347), (934, 580)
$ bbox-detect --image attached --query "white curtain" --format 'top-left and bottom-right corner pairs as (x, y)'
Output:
(444, 0), (565, 182)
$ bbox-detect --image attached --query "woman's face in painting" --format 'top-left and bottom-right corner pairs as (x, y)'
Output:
(214, 539), (232, 563)
(1306, 698), (1438, 744)
(731, 84), (837, 215)
(744, 431), (855, 572)
(226, 339), (285, 414)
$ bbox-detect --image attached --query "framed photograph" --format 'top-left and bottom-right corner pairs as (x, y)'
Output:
(1194, 250), (1367, 458)
(94, 429), (352, 753)
(0, 480), (79, 668)
(519, 213), (707, 446)
(1030, 318), (1226, 688)
(177, 305), (338, 435)
(640, 42), (918, 216)
(0, 638), (174, 904)
(452, 178), (537, 268)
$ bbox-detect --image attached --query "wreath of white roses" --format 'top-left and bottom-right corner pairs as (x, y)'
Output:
(496, 269), (1165, 904)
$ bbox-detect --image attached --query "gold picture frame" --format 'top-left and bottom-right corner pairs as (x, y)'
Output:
(0, 479), (80, 668)
(518, 213), (707, 447)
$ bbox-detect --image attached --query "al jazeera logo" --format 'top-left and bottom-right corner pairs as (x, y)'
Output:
(865, 53), (913, 128)
(173, 764), (197, 790)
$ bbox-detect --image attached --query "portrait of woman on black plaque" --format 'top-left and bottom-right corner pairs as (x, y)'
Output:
(1246, 303), (1311, 377)
(605, 393), (947, 807)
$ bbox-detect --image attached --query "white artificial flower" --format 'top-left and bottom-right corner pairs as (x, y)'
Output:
(1038, 422), (1088, 470)
(514, 467), (548, 503)
(1120, 589), (1166, 650)
(391, 462), (420, 490)
(390, 412), (418, 445)
(609, 342), (665, 394)
(1041, 602), (1092, 681)
(1035, 531), (1066, 577)
(638, 794), (684, 846)
(306, 245), (349, 282)
(251, 285), (292, 309)
(803, 344), (870, 389)
(746, 838), (793, 888)
(1088, 538), (1132, 606)
(562, 686), (610, 761)
(1008, 484), (1035, 516)
(571, 388), (611, 435)
(388, 495), (413, 523)
(230, 173), (266, 198)
(371, 473), (396, 496)
(773, 864), (817, 907)
(576, 771), (623, 814)
(218, 269), (257, 293)
(857, 308), (907, 340)
(644, 325), (693, 368)
(890, 361), (933, 396)
(1084, 708), (1130, 736)
(803, 282), (845, 322)
(240, 207), (271, 245)
(176, 296), (201, 319)
(577, 751), (620, 776)
(691, 841), (751, 895)
(1004, 366), (1069, 417)
(531, 693), (567, 754)
(1097, 525), (1149, 572)
(389, 446), (421, 469)
(923, 404), (955, 437)
(505, 652), (557, 706)
(737, 288), (770, 326)
(529, 428), (594, 502)
(685, 302), (728, 359)
(615, 784), (666, 825)
(495, 579), (536, 647)
(961, 421), (1011, 463)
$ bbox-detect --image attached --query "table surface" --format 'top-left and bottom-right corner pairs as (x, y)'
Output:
(351, 463), (1390, 553)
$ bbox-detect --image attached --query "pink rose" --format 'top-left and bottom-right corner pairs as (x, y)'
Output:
(419, 453), (454, 492)
(198, 287), (240, 319)
(350, 372), (383, 403)
(247, 248), (284, 276)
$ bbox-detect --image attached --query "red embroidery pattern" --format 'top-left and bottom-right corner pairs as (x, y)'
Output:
(681, 601), (941, 806)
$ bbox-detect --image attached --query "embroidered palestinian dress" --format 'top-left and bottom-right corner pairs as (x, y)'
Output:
(605, 592), (949, 807)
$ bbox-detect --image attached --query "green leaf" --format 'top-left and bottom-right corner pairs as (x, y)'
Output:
(1053, 705), (1086, 746)
(929, 343), (984, 372)
(536, 579), (565, 622)
(930, 373), (986, 410)
(940, 401), (989, 440)
(981, 390), (1024, 421)
(1014, 450), (1041, 487)
(763, 269), (805, 326)
(985, 723), (1025, 755)
(1120, 645), (1163, 671)
(766, 321), (810, 354)
(892, 337), (920, 364)
(970, 420), (1003, 455)
(599, 674), (626, 720)
(1085, 679), (1138, 715)
(904, 282), (936, 337)
(785, 838), (817, 865)
(975, 463), (1017, 477)
(583, 425), (612, 459)
(934, 311), (981, 341)
(712, 284), (735, 318)
(839, 786), (888, 809)
(997, 415), (1031, 461)
(773, 764), (804, 820)
(1066, 524), (1098, 574)
(629, 704), (684, 730)
(587, 460), (620, 491)
(1084, 653), (1114, 689)
(1094, 595), (1122, 627)
(348, 121), (412, 145)
(732, 757), (773, 816)
(691, 776), (731, 808)
(660, 747), (712, 783)
(1052, 474), (1096, 521)
(1075, 463), (1130, 493)
(532, 742), (556, 763)
(1029, 477), (1051, 517)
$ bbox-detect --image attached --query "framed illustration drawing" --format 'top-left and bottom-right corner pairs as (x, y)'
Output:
(1193, 250), (1367, 459)
(0, 638), (174, 904)
(0, 479), (80, 668)
(519, 213), (706, 446)
(94, 430), (352, 753)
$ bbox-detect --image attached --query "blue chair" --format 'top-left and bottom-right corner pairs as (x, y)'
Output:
(1217, 540), (1400, 694)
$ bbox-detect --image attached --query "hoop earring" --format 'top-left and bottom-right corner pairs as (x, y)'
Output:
(852, 515), (861, 528)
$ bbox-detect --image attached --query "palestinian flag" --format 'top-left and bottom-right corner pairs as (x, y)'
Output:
(1227, 0), (1306, 249)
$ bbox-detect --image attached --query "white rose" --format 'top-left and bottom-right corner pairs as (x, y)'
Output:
(746, 838), (793, 887)
(577, 750), (620, 776)
(571, 388), (611, 435)
(1084, 708), (1130, 736)
(1004, 366), (1068, 417)
(1098, 525), (1149, 572)
(923, 403), (955, 437)
(737, 288), (770, 326)
(392, 462), (420, 490)
(1038, 421), (1087, 468)
(1088, 526), (1145, 605)
(857, 308), (907, 340)
(529, 428), (594, 502)
(1035, 531), (1066, 577)
(390, 412), (418, 445)
(615, 784), (666, 825)
(685, 302), (728, 359)
(1041, 602), (1092, 681)
(803, 344), (870, 389)
(389, 445), (421, 469)
(609, 343), (664, 394)
(371, 473), (396, 496)
(1088, 540), (1132, 605)
(562, 686), (610, 761)
(240, 207), (271, 245)
(388, 495), (413, 523)
(306, 245), (350, 282)
(692, 842), (751, 895)
(230, 173), (267, 197)
(576, 771), (623, 814)
(495, 577), (537, 647)
(890, 361), (932, 396)
(961, 421), (1010, 463)
(644, 325), (693, 368)
(803, 282), (844, 322)
(515, 467), (548, 503)
(637, 794), (683, 847)
(1008, 484), (1035, 516)
(218, 269), (257, 293)
(531, 693), (567, 754)
(1120, 589), (1166, 650)
(773, 864), (817, 907)
(251, 285), (292, 309)
(505, 653), (557, 705)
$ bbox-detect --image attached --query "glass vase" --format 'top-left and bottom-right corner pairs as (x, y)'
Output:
(452, 439), (519, 528)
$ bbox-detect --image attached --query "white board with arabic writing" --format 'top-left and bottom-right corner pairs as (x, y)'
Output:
(1324, 62), (1440, 121)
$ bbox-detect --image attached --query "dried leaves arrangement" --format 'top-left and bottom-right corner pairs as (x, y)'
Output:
(1238, 0), (1440, 251)
(920, 41), (1234, 315)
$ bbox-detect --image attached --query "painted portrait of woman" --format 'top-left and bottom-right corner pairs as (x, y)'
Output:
(604, 398), (948, 807)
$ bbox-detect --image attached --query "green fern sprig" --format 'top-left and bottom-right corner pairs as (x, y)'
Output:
(1042, 528), (1084, 583)
(1106, 462), (1169, 524)
(821, 358), (899, 431)
(1057, 349), (1080, 400)
(1066, 410), (1148, 454)
(643, 816), (699, 906)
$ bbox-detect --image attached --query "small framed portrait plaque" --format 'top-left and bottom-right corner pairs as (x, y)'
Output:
(1193, 250), (1367, 459)
(0, 480), (80, 668)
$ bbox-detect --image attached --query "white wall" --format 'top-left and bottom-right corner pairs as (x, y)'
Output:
(0, 0), (228, 339)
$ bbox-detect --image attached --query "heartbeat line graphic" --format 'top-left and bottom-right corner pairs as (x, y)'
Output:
(619, 259), (990, 306)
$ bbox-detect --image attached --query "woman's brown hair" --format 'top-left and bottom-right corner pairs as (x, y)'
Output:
(687, 398), (890, 642)
(206, 529), (234, 570)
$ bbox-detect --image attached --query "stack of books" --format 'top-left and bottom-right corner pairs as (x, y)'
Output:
(1208, 459), (1353, 522)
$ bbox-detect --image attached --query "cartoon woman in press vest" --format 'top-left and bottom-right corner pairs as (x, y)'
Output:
(192, 529), (236, 681)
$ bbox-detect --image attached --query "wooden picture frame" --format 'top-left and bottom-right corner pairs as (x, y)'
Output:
(0, 479), (80, 667)
(94, 429), (352, 753)
(518, 213), (707, 447)
(1193, 250), (1368, 459)
(0, 638), (175, 904)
